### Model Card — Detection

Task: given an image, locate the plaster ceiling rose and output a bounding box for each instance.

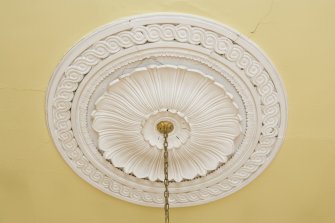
[46,13,287,207]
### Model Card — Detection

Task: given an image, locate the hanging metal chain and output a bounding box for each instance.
[163,132,169,223]
[156,121,174,223]
[156,120,173,223]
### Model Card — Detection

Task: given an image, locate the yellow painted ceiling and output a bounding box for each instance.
[1,0,335,223]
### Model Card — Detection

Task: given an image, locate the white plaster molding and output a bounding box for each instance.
[91,65,242,182]
[46,13,287,207]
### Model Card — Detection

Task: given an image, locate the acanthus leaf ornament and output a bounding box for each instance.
[91,65,242,182]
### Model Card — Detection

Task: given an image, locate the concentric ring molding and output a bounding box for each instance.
[46,13,288,207]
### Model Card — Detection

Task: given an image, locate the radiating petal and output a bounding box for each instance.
[92,65,242,182]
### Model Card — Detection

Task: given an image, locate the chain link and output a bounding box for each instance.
[163,132,169,223]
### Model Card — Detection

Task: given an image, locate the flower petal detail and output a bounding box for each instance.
[92,65,242,182]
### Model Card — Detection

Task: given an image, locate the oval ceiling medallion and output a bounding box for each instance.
[46,13,287,207]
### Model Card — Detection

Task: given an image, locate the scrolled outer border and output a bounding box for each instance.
[46,13,287,207]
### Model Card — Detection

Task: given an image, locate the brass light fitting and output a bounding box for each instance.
[157,121,174,134]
